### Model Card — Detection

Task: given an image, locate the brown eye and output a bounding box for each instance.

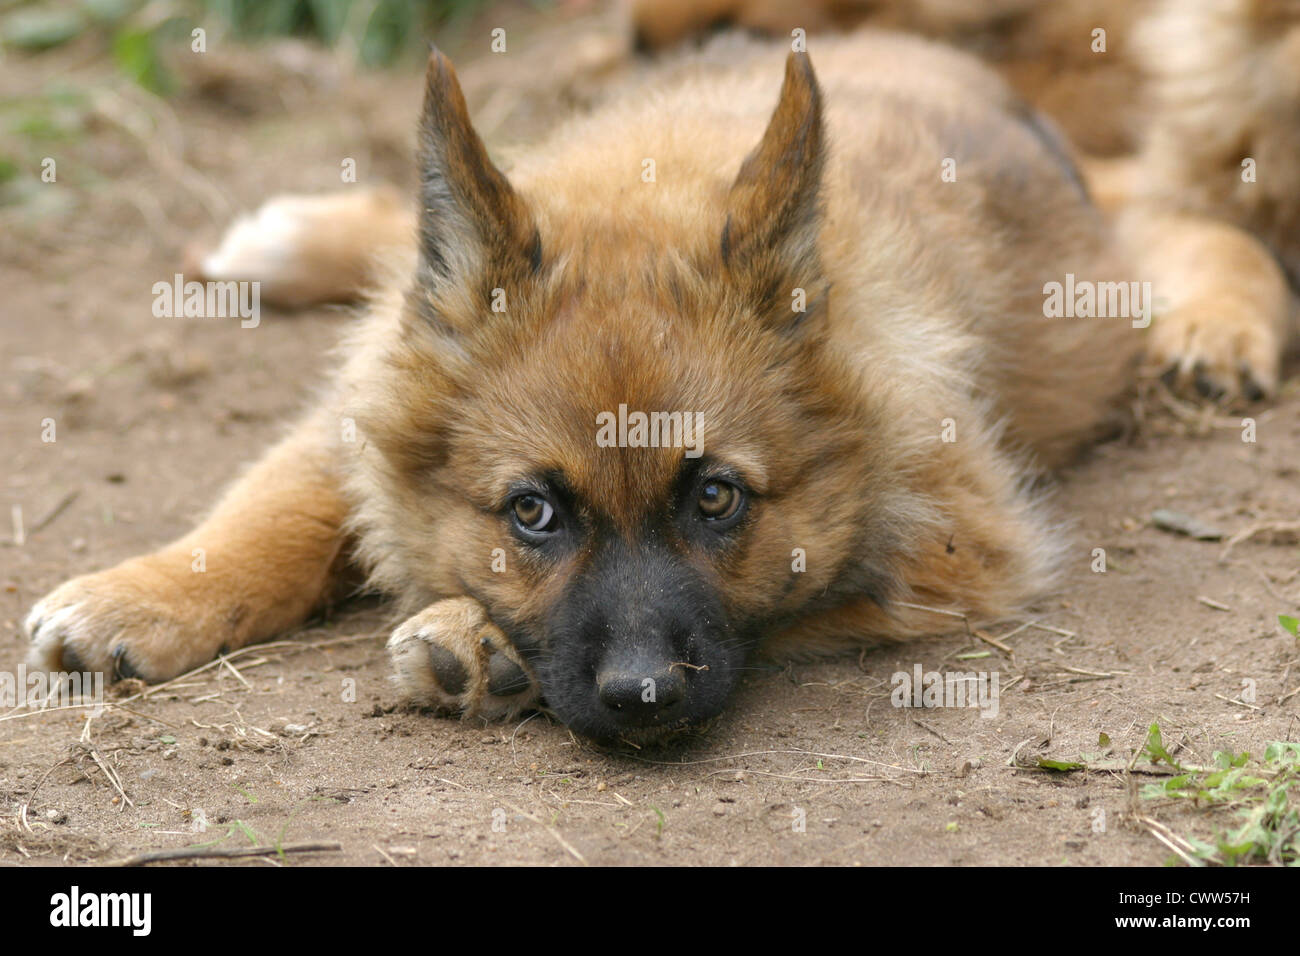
[512,494,556,533]
[698,480,742,521]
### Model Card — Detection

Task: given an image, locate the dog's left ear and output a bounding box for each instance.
[721,51,825,324]
[415,47,541,300]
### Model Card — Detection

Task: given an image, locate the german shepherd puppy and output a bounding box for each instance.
[24,31,1291,743]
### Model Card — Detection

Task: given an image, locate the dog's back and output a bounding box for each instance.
[504,32,1139,466]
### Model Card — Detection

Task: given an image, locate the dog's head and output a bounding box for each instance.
[355,48,906,743]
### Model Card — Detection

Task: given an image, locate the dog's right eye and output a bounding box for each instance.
[511,494,557,535]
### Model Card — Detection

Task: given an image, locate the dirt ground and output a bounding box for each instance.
[2,5,1298,867]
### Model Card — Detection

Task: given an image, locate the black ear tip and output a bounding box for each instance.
[785,49,818,85]
[425,43,453,76]
[422,44,464,104]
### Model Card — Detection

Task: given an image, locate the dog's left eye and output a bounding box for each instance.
[512,494,557,534]
[698,480,743,522]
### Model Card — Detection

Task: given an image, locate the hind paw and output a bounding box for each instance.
[1146,298,1282,403]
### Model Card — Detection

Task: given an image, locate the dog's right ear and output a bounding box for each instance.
[414,48,541,299]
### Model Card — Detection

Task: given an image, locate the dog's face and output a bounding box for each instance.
[439,311,819,742]
[357,50,904,742]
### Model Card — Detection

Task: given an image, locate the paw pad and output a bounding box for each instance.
[388,597,540,720]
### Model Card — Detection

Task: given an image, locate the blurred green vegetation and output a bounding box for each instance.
[0,80,90,208]
[1,0,500,91]
[1,0,505,207]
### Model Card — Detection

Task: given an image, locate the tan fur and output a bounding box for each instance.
[632,1,1300,399]
[1120,207,1292,396]
[633,0,1300,222]
[632,0,1149,155]
[26,407,349,677]
[1074,152,1294,397]
[190,186,415,308]
[388,597,538,718]
[337,35,1134,652]
[1134,0,1300,286]
[21,33,1287,731]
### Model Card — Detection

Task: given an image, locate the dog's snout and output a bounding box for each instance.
[596,665,685,714]
[541,537,740,740]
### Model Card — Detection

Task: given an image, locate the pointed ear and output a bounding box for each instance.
[721,51,826,325]
[416,47,541,293]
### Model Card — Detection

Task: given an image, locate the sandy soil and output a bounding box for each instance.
[2,6,1298,867]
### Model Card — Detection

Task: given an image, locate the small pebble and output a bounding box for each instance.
[1151,508,1222,541]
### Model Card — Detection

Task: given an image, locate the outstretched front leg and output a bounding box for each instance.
[388,597,540,721]
[25,411,350,682]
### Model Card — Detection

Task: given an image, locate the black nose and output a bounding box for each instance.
[596,667,685,714]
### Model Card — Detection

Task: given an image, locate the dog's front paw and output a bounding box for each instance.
[25,559,227,683]
[387,597,539,720]
[1146,297,1283,402]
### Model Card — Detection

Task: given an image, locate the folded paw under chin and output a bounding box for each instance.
[387,596,541,720]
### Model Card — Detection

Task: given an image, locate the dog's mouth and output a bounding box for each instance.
[600,716,720,751]
[542,693,728,745]
[532,637,745,743]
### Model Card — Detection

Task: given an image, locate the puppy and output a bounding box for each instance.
[25,32,1289,743]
